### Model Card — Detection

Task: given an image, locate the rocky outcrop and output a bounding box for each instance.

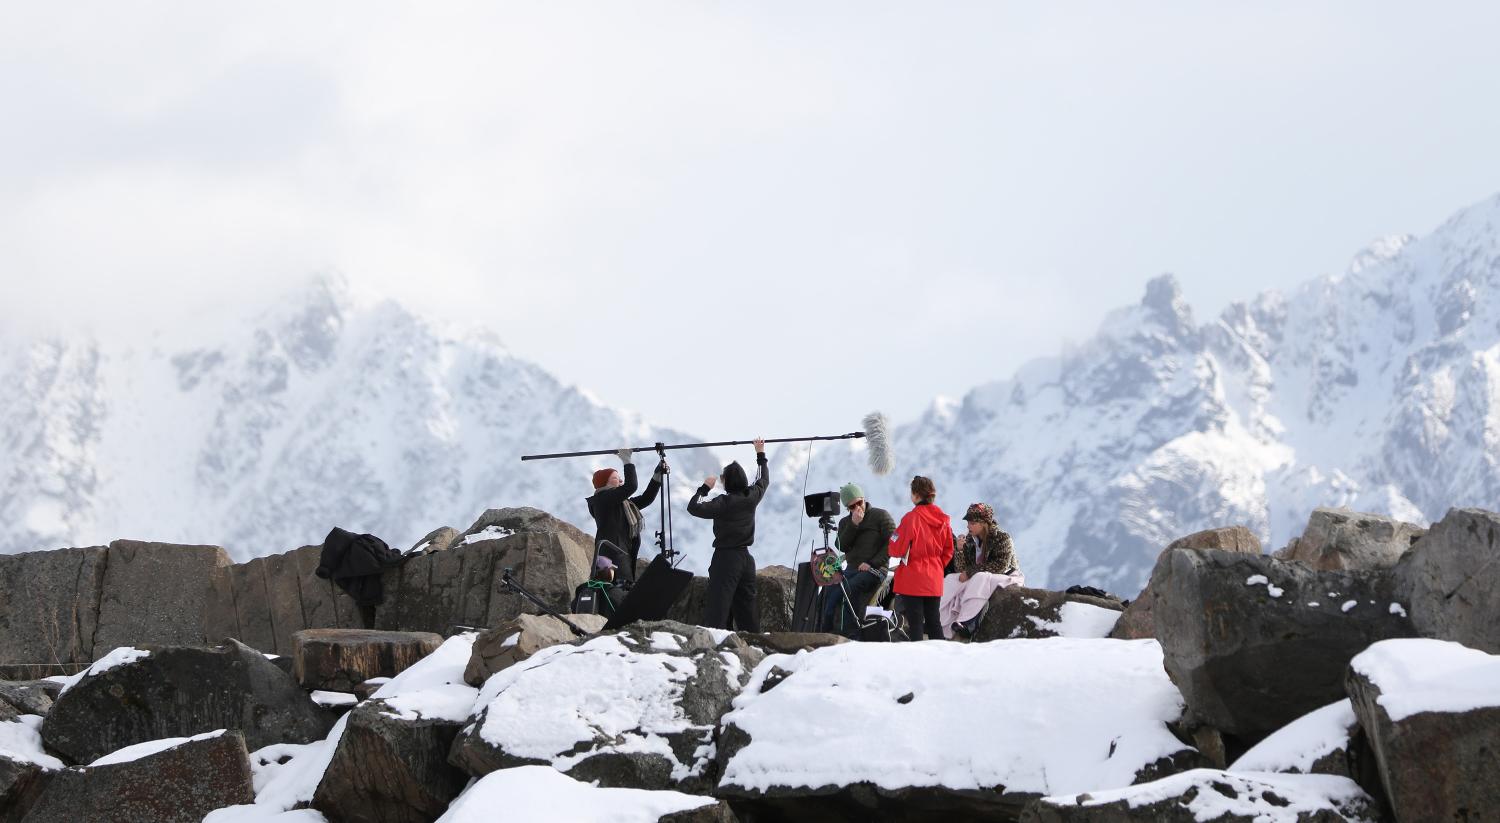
[410,526,460,554]
[0,754,52,823]
[293,628,443,692]
[0,681,53,717]
[0,546,108,678]
[1345,638,1500,822]
[92,540,233,654]
[1111,526,1262,640]
[463,613,609,687]
[1394,507,1500,654]
[204,543,366,657]
[665,567,816,631]
[23,730,255,823]
[1276,508,1424,571]
[1150,549,1414,742]
[42,639,333,764]
[376,507,594,635]
[972,587,1123,642]
[1021,769,1381,822]
[450,621,762,793]
[312,698,470,823]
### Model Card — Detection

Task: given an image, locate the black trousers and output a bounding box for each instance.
[703,547,759,632]
[898,594,943,641]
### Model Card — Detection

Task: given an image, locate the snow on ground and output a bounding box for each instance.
[1350,638,1500,721]
[1029,601,1122,638]
[1229,700,1357,774]
[201,715,348,823]
[470,633,711,780]
[371,633,478,722]
[89,729,225,767]
[52,646,151,693]
[0,715,64,769]
[309,691,357,709]
[719,638,1191,797]
[1040,769,1378,821]
[436,766,715,823]
[463,524,515,542]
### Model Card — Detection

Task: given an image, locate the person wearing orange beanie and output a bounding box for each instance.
[586,448,667,583]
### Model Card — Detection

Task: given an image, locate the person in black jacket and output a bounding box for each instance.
[585,448,668,583]
[818,482,897,638]
[687,438,769,631]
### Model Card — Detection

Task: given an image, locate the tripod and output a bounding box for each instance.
[652,443,681,568]
[499,567,590,638]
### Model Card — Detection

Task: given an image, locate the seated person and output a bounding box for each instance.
[818,483,896,638]
[573,555,623,616]
[939,503,1024,639]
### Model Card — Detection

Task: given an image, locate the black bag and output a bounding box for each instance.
[572,581,620,616]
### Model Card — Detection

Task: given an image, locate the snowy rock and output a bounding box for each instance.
[292,628,443,692]
[410,526,460,554]
[436,766,733,823]
[462,613,608,687]
[732,631,848,656]
[1276,507,1424,571]
[1150,550,1413,741]
[1346,638,1500,821]
[375,507,593,635]
[1,715,62,822]
[1394,507,1500,654]
[41,639,333,764]
[0,546,107,678]
[1024,769,1381,822]
[206,543,365,657]
[1228,700,1363,778]
[972,587,1123,642]
[717,638,1203,820]
[313,633,479,823]
[1111,526,1263,640]
[450,621,761,793]
[23,728,254,823]
[0,681,54,717]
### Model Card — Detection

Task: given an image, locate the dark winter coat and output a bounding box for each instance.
[836,505,896,570]
[954,527,1019,577]
[586,462,662,580]
[315,527,403,606]
[687,453,769,549]
[887,503,955,597]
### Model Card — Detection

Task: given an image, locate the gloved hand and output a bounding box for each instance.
[616,448,633,464]
[654,459,669,479]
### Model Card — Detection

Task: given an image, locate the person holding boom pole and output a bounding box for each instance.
[687,437,769,631]
[586,448,668,583]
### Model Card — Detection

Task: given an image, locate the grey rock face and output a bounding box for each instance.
[92,540,232,656]
[41,639,333,764]
[312,698,470,823]
[973,587,1123,642]
[1346,645,1500,822]
[410,526,460,554]
[0,753,52,823]
[1151,550,1414,740]
[1394,507,1500,653]
[1276,508,1424,571]
[293,628,443,692]
[755,565,798,632]
[0,546,108,674]
[463,613,608,687]
[377,507,593,634]
[450,620,762,794]
[1111,526,1262,641]
[22,730,254,823]
[205,543,366,657]
[0,681,53,717]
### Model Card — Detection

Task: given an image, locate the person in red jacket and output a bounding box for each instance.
[887,475,956,641]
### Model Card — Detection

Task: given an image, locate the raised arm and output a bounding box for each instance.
[746,438,769,504]
[686,474,724,519]
[630,460,666,509]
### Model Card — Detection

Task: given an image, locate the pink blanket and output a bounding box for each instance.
[939,570,1025,639]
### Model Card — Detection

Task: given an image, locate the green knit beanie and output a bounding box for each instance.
[839,482,864,507]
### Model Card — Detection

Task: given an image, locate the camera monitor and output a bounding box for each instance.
[803,491,841,518]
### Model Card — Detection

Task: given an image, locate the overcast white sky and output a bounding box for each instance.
[3,1,1500,438]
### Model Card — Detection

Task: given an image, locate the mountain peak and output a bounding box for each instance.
[1141,273,1194,335]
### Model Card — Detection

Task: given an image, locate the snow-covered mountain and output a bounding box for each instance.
[756,193,1500,593]
[5,193,1500,592]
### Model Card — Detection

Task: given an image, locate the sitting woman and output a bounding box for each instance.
[939,503,1024,639]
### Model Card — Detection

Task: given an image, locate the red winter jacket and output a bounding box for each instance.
[887,502,956,597]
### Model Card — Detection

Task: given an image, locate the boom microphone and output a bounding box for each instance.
[862,411,894,476]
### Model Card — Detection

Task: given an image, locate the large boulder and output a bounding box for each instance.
[23,730,255,823]
[1111,526,1262,641]
[376,507,593,634]
[755,565,797,632]
[0,681,54,717]
[463,613,609,687]
[1022,769,1381,822]
[1394,507,1500,653]
[0,546,108,677]
[205,543,366,657]
[1346,638,1500,822]
[1151,549,1414,742]
[450,620,763,794]
[0,715,63,823]
[972,587,1123,641]
[717,638,1204,821]
[92,539,233,655]
[1276,507,1424,571]
[42,639,333,764]
[312,633,479,823]
[293,628,444,692]
[437,765,734,823]
[410,526,461,554]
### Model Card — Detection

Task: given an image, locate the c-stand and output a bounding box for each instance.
[499,567,589,638]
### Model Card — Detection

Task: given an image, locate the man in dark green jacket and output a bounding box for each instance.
[819,482,896,638]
